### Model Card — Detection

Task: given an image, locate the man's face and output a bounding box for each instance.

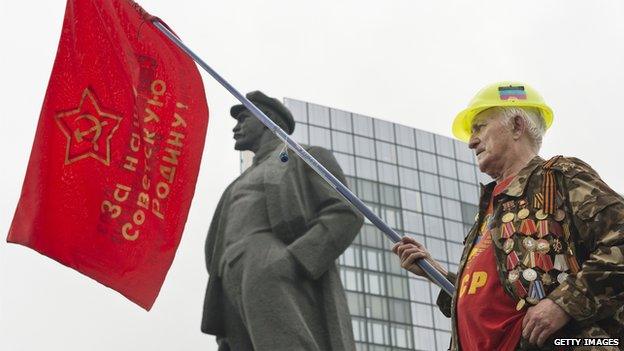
[232,110,266,152]
[468,108,513,178]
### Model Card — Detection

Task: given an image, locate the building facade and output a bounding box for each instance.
[241,98,488,350]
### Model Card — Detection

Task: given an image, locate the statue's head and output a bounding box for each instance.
[231,91,295,152]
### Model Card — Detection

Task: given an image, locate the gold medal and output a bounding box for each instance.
[554,209,566,221]
[526,296,539,305]
[517,208,530,220]
[503,238,515,254]
[535,209,548,220]
[502,212,515,223]
[516,299,526,311]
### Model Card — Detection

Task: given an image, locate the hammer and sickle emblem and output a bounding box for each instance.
[73,114,109,151]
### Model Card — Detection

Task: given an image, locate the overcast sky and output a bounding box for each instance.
[1,1,623,350]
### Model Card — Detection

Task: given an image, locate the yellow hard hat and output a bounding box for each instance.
[452,81,553,142]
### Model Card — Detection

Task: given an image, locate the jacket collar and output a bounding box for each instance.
[252,138,282,165]
[480,155,545,198]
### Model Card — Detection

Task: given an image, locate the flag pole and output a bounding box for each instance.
[152,19,455,297]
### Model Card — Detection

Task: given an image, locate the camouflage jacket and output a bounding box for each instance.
[436,156,624,350]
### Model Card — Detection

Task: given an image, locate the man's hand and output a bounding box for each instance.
[522,298,571,347]
[391,236,446,277]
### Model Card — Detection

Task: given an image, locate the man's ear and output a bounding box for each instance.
[511,115,526,140]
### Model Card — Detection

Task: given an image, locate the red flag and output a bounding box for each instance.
[7,0,208,310]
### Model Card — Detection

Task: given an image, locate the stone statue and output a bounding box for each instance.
[201,91,364,351]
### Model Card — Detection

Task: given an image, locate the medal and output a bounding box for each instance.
[549,220,563,237]
[527,280,546,304]
[551,238,564,254]
[537,220,549,238]
[557,272,569,284]
[522,237,537,251]
[536,253,554,271]
[516,299,526,311]
[533,193,544,210]
[567,254,581,273]
[506,251,520,270]
[503,238,515,254]
[535,209,548,220]
[502,212,516,223]
[502,201,516,212]
[542,273,552,285]
[562,223,571,240]
[519,218,537,236]
[536,239,550,253]
[508,269,520,283]
[501,222,516,239]
[553,254,568,271]
[513,279,528,297]
[522,268,538,281]
[523,252,536,268]
[517,208,530,220]
[554,209,566,221]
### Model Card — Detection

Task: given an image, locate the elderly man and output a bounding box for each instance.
[201,91,363,351]
[393,82,624,350]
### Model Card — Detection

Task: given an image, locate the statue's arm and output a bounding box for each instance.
[286,146,364,280]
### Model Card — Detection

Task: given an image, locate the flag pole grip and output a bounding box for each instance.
[152,19,455,297]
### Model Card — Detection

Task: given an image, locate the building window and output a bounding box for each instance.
[374,119,395,142]
[417,151,437,174]
[411,304,434,328]
[387,275,409,299]
[419,172,440,195]
[378,162,398,185]
[402,210,424,234]
[435,134,455,158]
[340,245,363,268]
[352,317,367,342]
[437,156,457,178]
[330,109,352,132]
[354,135,376,158]
[391,323,413,348]
[367,321,390,345]
[459,182,479,203]
[332,130,354,153]
[400,189,422,212]
[397,146,417,169]
[415,129,436,152]
[457,161,477,183]
[363,247,385,272]
[454,139,474,164]
[398,167,419,190]
[353,114,374,137]
[440,177,460,200]
[408,278,432,303]
[364,272,386,295]
[376,140,397,164]
[395,125,415,147]
[426,237,448,262]
[341,268,364,292]
[444,219,465,243]
[379,184,400,207]
[422,193,442,216]
[308,103,330,127]
[441,198,462,221]
[334,152,356,177]
[309,125,331,149]
[356,157,378,181]
[460,202,479,224]
[424,215,444,239]
[436,330,452,350]
[365,295,389,320]
[384,251,407,276]
[360,224,384,248]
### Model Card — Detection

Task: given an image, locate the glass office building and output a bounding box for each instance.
[241,98,488,350]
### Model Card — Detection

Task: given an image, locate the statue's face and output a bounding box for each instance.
[232,110,266,152]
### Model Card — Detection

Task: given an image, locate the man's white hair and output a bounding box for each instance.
[492,106,546,152]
